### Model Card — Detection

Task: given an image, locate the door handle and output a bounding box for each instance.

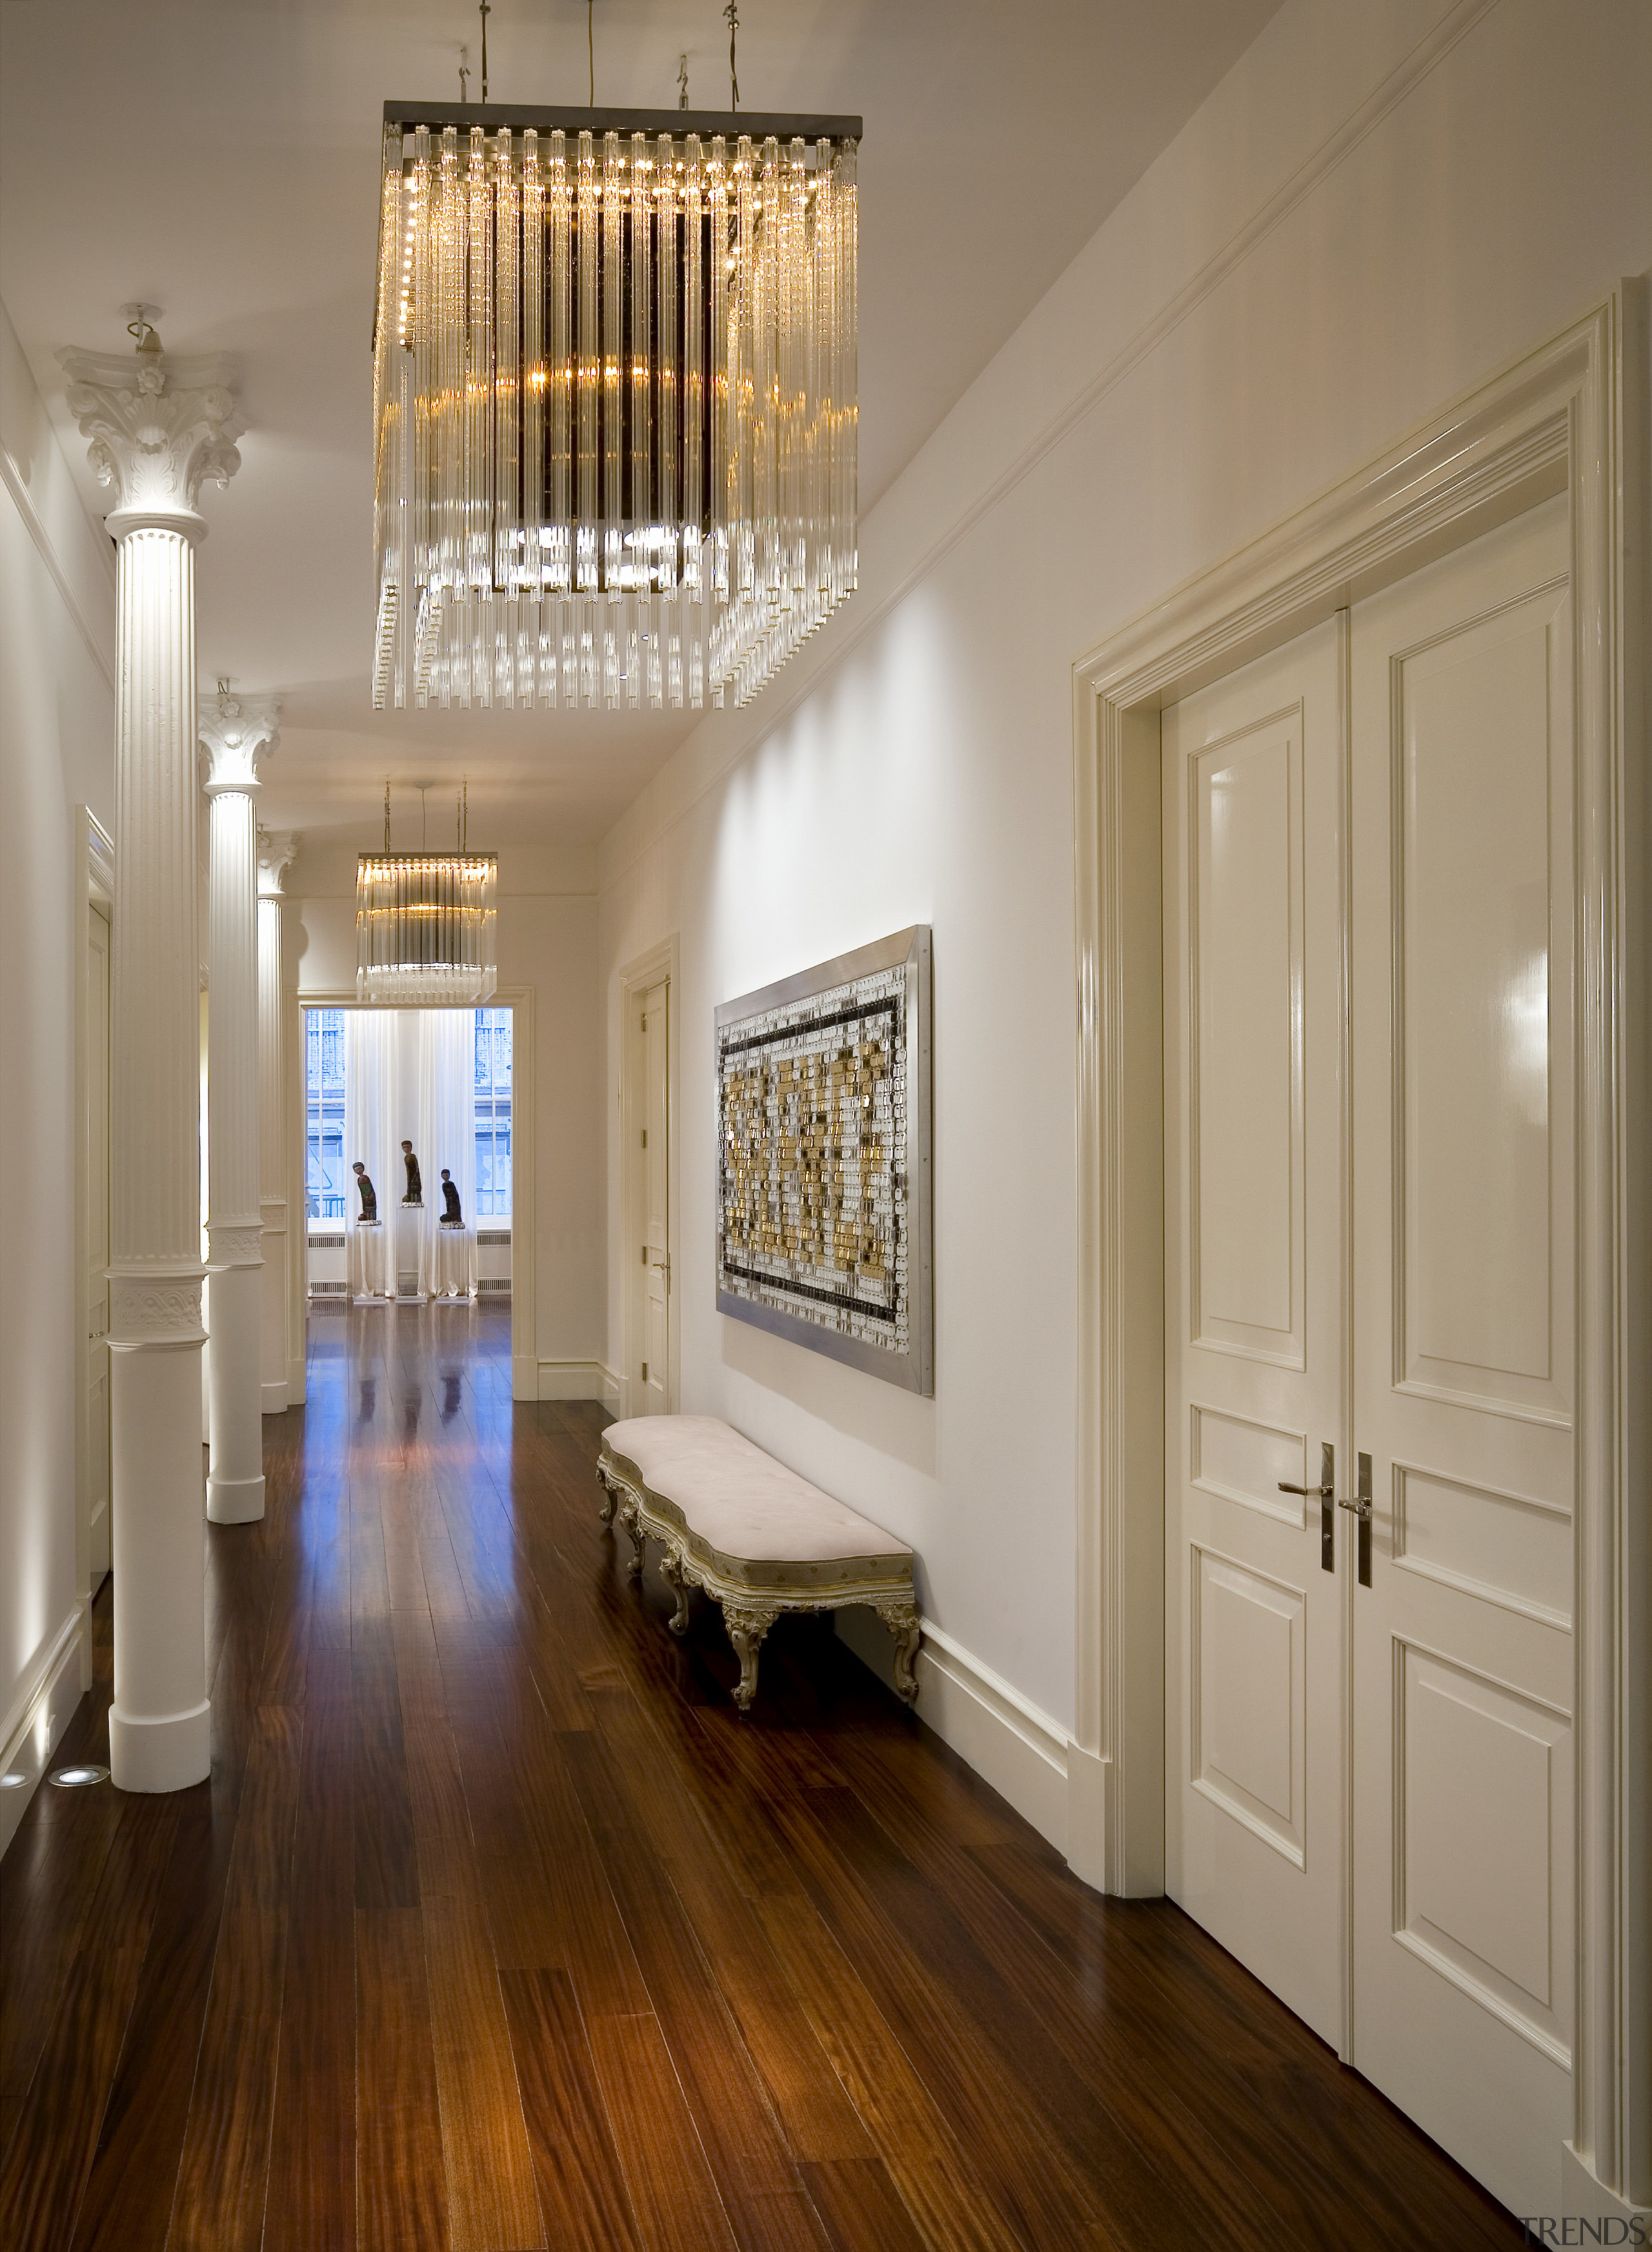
[1336,1452,1373,1587]
[1278,1443,1335,1573]
[650,1258,670,1281]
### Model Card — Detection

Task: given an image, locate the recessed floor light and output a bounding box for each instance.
[0,1770,27,1789]
[49,1764,109,1788]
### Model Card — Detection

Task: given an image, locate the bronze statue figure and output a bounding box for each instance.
[352,1162,377,1222]
[401,1141,422,1204]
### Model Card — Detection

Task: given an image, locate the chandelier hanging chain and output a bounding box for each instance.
[678,52,688,108]
[384,781,392,852]
[479,0,490,102]
[723,1,739,110]
[588,0,594,105]
[458,44,470,101]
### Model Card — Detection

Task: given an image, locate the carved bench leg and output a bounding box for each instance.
[659,1545,691,1636]
[596,1465,616,1525]
[722,1603,779,1713]
[617,1497,644,1582]
[875,1599,922,1706]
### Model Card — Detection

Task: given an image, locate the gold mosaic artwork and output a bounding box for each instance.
[717,962,909,1354]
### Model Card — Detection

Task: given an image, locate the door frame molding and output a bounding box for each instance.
[294,987,538,1400]
[618,935,681,1420]
[1069,293,1647,2208]
[72,806,115,1689]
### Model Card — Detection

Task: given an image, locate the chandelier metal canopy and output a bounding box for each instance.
[371,102,861,716]
[356,788,498,1003]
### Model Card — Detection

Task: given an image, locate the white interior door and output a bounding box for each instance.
[1162,616,1347,2047]
[1161,496,1576,2217]
[635,977,670,1414]
[1349,495,1573,2219]
[87,900,110,1587]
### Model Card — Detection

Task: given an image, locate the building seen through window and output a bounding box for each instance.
[475,1006,512,1217]
[305,1008,347,1218]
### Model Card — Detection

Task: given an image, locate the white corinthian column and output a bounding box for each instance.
[60,325,243,1792]
[256,828,297,1414]
[199,693,279,1521]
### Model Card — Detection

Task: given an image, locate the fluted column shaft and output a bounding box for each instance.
[202,698,276,1521]
[257,831,296,1414]
[106,522,212,1790]
[61,330,243,1794]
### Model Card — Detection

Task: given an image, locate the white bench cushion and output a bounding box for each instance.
[601,1414,910,1566]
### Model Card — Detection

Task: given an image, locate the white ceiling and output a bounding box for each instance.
[0,0,1277,850]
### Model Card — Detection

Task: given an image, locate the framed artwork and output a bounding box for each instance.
[715,926,933,1395]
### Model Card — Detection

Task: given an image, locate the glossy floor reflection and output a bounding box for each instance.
[0,1303,1522,2250]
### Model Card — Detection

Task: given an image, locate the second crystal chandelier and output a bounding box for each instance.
[371,95,860,715]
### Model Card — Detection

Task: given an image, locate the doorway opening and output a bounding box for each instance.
[295,991,535,1394]
[619,938,680,1420]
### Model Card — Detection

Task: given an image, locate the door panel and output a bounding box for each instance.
[1163,617,1345,2048]
[1189,714,1305,1366]
[87,902,110,1586]
[1350,495,1573,2219]
[1392,578,1573,1426]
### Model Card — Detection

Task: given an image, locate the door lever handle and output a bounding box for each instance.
[1278,1443,1336,1574]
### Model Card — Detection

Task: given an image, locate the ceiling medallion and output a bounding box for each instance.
[357,785,498,1004]
[370,97,860,715]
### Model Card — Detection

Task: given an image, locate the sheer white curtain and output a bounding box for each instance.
[345,1009,398,1293]
[418,1009,476,1229]
[415,1009,476,1292]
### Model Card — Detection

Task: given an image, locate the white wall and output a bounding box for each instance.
[0,295,116,1841]
[290,839,606,1381]
[597,0,1652,1799]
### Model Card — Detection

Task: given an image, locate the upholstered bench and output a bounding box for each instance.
[596,1415,920,1713]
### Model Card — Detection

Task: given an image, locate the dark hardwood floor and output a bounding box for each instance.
[0,1303,1523,2251]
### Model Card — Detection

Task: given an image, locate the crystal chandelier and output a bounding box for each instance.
[370,101,859,715]
[356,787,498,1003]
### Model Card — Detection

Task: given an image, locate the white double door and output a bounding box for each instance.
[1163,495,1574,2219]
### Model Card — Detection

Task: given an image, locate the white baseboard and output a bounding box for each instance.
[512,1355,538,1403]
[600,1364,622,1414]
[1561,2143,1652,2226]
[835,1608,1070,1856]
[537,1358,615,1403]
[0,1606,87,1861]
[287,1356,306,1406]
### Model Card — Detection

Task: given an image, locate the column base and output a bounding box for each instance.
[261,1379,288,1414]
[206,1471,267,1524]
[109,1698,210,1793]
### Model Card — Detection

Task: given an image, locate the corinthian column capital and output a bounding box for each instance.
[200,690,280,796]
[57,325,243,544]
[256,827,299,897]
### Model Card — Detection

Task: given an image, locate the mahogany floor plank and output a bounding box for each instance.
[499,1967,645,2252]
[165,1703,303,2252]
[263,1645,356,2252]
[355,1905,448,2252]
[0,1304,1526,2252]
[0,1794,177,2252]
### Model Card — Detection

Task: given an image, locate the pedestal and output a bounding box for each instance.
[396,1203,425,1300]
[428,1224,478,1299]
[349,1221,393,1302]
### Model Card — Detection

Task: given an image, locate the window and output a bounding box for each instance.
[475,1006,512,1218]
[306,1008,347,1220]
